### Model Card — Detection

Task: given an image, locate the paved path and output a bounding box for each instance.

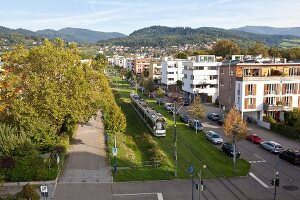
[58,111,112,184]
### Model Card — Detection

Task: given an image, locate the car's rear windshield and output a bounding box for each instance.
[212,135,220,138]
[275,145,282,148]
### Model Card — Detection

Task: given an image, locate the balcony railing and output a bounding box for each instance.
[263,103,283,111]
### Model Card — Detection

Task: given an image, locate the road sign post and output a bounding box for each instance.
[40,185,48,200]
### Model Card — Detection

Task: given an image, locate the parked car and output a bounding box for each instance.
[246,134,263,144]
[221,142,241,158]
[206,131,223,144]
[279,149,300,165]
[217,119,224,126]
[207,113,221,121]
[188,120,203,131]
[164,103,173,111]
[260,141,284,153]
[156,98,164,105]
[183,100,190,106]
[180,114,190,124]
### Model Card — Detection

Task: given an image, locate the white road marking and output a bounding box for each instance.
[157,193,164,200]
[248,160,267,163]
[113,192,164,199]
[249,172,272,189]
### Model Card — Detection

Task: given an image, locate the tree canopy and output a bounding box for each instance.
[212,39,241,58]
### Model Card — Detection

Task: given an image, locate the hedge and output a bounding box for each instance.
[270,123,300,140]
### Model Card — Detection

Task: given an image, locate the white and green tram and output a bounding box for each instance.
[130,93,166,137]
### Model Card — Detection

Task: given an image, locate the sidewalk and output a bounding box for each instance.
[59,111,112,183]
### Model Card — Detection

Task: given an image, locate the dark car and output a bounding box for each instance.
[183,100,190,106]
[188,120,203,131]
[207,113,221,121]
[217,119,224,126]
[279,149,300,165]
[156,98,164,105]
[221,142,241,158]
[180,114,190,124]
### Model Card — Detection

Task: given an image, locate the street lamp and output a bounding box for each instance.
[198,164,207,200]
[188,163,194,200]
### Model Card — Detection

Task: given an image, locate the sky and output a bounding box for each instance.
[1,0,300,35]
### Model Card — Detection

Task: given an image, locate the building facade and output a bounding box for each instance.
[161,60,184,87]
[134,59,151,75]
[219,62,300,123]
[182,55,220,103]
[149,61,162,83]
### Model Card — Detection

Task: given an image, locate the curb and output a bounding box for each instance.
[2,177,58,187]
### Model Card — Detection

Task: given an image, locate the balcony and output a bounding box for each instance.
[263,103,283,111]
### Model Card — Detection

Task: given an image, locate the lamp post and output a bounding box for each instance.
[188,163,194,200]
[198,164,206,200]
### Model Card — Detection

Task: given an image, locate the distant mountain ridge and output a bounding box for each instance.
[100,25,300,48]
[36,27,126,43]
[232,26,300,37]
[0,26,126,44]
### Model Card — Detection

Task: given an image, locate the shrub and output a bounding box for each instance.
[0,157,15,169]
[17,184,40,200]
[270,123,300,140]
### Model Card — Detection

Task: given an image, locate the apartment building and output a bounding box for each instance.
[219,62,300,124]
[182,55,220,103]
[149,61,162,83]
[134,59,151,75]
[161,59,184,88]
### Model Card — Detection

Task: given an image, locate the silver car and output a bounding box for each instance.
[260,141,284,153]
[206,131,223,144]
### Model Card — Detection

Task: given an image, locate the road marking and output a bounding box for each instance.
[248,160,267,163]
[249,172,272,188]
[113,192,164,200]
[157,193,164,200]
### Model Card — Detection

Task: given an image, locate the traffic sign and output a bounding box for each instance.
[40,185,48,193]
[112,147,118,156]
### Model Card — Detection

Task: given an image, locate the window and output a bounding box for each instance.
[184,74,187,78]
[209,75,218,80]
[247,84,254,95]
[190,84,194,89]
[243,69,251,77]
[265,97,277,105]
[168,72,174,74]
[191,75,194,80]
[283,96,292,107]
[220,69,224,74]
[237,83,241,95]
[289,68,299,76]
[168,78,174,81]
[210,84,218,88]
[209,66,217,70]
[220,81,224,86]
[195,66,204,70]
[284,83,295,94]
[265,84,278,95]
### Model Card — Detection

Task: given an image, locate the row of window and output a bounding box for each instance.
[184,66,217,70]
[183,74,218,80]
[189,84,218,89]
[243,96,293,109]
[240,83,300,96]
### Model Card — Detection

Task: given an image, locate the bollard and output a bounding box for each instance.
[69,176,72,182]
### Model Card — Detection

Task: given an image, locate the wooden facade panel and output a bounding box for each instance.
[264,84,267,95]
[283,67,289,75]
[245,85,248,96]
[236,67,242,77]
[261,68,269,76]
[254,84,256,96]
[282,84,286,95]
[244,98,248,109]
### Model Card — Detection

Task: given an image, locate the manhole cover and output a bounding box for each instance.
[282,185,298,191]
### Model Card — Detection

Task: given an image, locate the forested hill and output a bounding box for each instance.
[99,26,300,48]
[232,26,300,37]
[0,26,126,46]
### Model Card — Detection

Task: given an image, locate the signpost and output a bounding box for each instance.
[40,185,48,200]
[113,135,117,175]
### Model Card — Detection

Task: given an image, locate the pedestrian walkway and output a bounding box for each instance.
[59,111,112,183]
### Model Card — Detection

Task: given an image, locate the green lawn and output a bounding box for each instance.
[110,78,250,181]
[280,39,300,48]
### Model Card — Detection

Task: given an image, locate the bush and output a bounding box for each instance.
[270,123,300,140]
[6,156,59,182]
[0,157,15,169]
[17,184,40,200]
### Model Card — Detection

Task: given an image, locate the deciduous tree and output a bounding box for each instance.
[188,96,206,119]
[212,40,241,58]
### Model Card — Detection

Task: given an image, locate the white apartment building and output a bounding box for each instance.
[161,59,184,87]
[182,55,221,103]
[125,58,134,71]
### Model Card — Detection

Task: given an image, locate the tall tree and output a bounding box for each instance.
[268,47,283,58]
[212,40,240,58]
[223,108,247,171]
[248,42,269,57]
[188,96,206,119]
